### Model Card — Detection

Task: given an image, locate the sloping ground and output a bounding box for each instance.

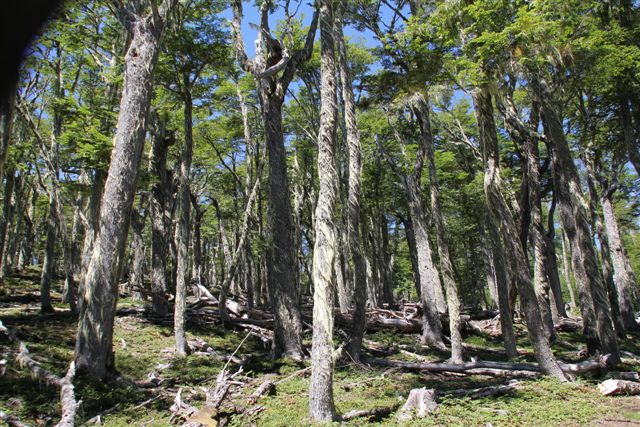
[1,273,639,426]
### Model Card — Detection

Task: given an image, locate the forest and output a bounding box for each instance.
[1,0,640,425]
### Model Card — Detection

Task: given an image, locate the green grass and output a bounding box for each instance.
[1,274,639,426]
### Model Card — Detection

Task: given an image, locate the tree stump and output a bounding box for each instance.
[397,388,438,421]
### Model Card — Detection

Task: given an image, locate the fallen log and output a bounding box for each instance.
[441,380,521,399]
[598,379,640,396]
[0,320,77,427]
[610,372,640,381]
[0,410,30,427]
[247,380,276,405]
[341,403,401,421]
[363,354,612,377]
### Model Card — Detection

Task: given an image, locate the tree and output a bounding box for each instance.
[309,0,339,421]
[75,0,178,379]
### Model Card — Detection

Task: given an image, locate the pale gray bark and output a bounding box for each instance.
[0,170,15,282]
[473,83,566,380]
[231,0,318,359]
[561,230,577,312]
[485,213,518,359]
[535,78,619,362]
[76,0,177,379]
[498,94,556,340]
[130,199,146,301]
[149,114,172,316]
[310,0,338,419]
[411,93,463,363]
[337,2,367,356]
[602,193,640,331]
[175,73,194,357]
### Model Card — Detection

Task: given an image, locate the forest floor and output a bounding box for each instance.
[1,271,640,426]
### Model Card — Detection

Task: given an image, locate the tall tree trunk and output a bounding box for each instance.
[535,78,620,362]
[404,174,446,350]
[473,84,567,380]
[602,193,640,331]
[0,169,15,280]
[130,199,146,301]
[149,114,172,316]
[340,15,367,351]
[175,75,194,356]
[231,0,317,361]
[75,1,176,379]
[561,230,578,313]
[486,214,519,359]
[411,93,463,363]
[0,83,15,182]
[263,98,304,359]
[310,0,339,419]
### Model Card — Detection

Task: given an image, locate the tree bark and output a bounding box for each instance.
[473,83,567,381]
[175,74,194,357]
[75,0,176,379]
[535,78,620,362]
[335,3,367,359]
[310,0,339,420]
[148,113,172,316]
[231,0,317,360]
[411,93,463,363]
[602,193,640,331]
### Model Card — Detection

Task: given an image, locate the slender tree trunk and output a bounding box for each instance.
[401,214,423,299]
[149,114,172,316]
[473,84,567,380]
[485,213,519,359]
[536,78,619,362]
[0,169,15,280]
[411,93,463,363]
[561,229,577,313]
[602,193,640,331]
[175,76,194,356]
[310,0,339,419]
[340,16,368,351]
[75,2,175,379]
[130,200,146,301]
[0,83,15,182]
[404,174,446,350]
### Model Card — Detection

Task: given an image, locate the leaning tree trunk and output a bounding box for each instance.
[535,78,620,362]
[404,174,446,350]
[310,0,339,420]
[473,84,567,381]
[411,93,463,363]
[486,213,519,359]
[602,193,640,331]
[75,1,176,379]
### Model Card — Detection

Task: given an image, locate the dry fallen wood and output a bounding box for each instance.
[247,380,276,405]
[341,403,401,421]
[441,380,521,399]
[0,409,31,427]
[363,354,612,377]
[0,320,77,427]
[598,379,640,396]
[610,372,640,382]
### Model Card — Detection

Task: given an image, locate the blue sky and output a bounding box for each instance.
[218,1,385,60]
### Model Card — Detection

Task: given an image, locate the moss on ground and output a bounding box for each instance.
[1,275,639,426]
